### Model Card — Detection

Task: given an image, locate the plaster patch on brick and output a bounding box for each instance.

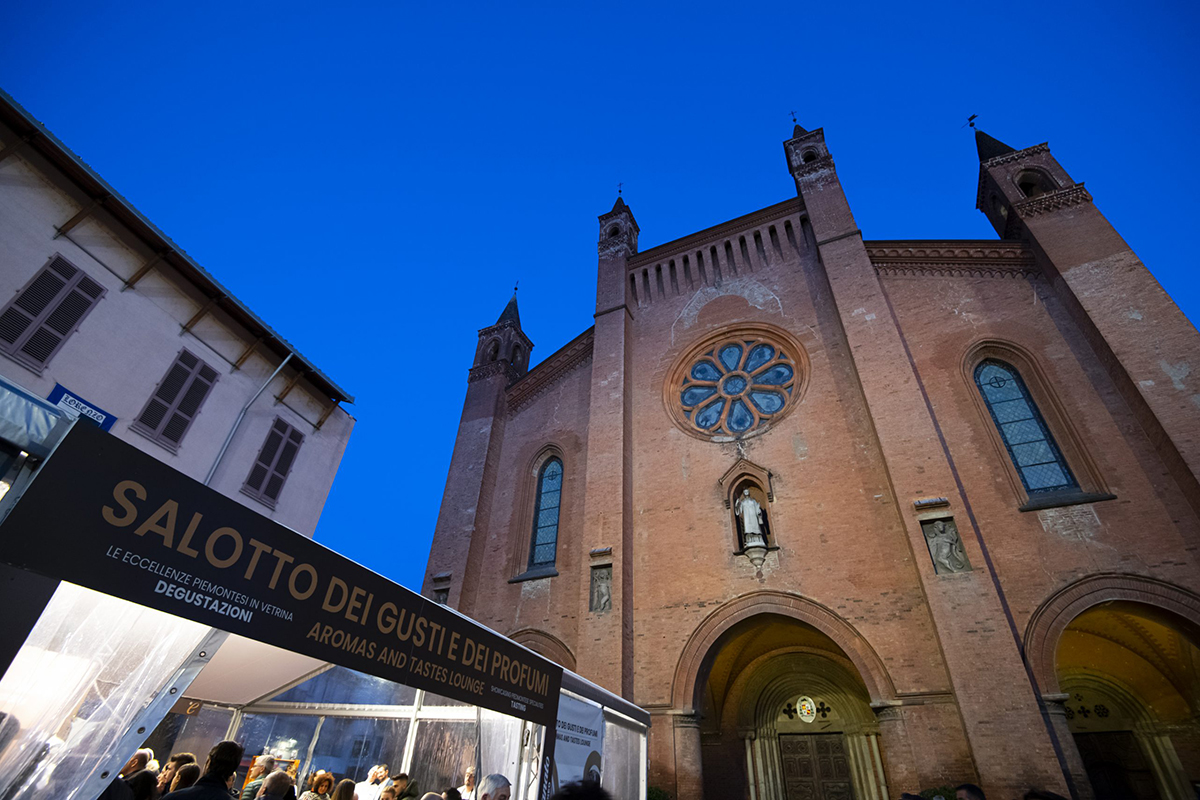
[1126,309,1144,321]
[793,432,808,460]
[1037,505,1101,541]
[1139,380,1155,388]
[671,277,783,343]
[1160,359,1190,391]
[1192,394,1200,410]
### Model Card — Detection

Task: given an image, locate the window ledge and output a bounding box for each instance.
[127,422,179,455]
[732,545,781,556]
[509,565,559,584]
[1019,491,1116,512]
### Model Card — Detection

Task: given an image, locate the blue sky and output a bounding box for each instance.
[3,0,1197,591]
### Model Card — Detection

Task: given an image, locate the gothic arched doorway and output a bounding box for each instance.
[1055,603,1200,800]
[693,613,888,800]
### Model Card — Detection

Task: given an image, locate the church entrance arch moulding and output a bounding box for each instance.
[1024,573,1200,696]
[672,590,897,714]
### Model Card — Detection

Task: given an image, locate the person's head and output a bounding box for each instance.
[263,770,294,797]
[122,748,153,775]
[202,740,245,784]
[443,789,462,800]
[160,753,196,786]
[548,783,612,800]
[381,788,397,800]
[420,794,442,800]
[312,773,334,795]
[463,767,476,789]
[378,764,390,780]
[170,764,201,792]
[332,779,357,800]
[956,784,986,800]
[478,774,510,800]
[392,773,409,792]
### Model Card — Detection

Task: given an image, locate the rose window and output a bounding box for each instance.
[673,332,802,439]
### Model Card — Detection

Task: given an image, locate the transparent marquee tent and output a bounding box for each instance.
[0,377,648,800]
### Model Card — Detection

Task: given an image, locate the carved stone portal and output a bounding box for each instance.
[921,518,970,574]
[590,565,612,612]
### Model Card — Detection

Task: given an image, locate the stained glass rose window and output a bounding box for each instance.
[669,330,805,440]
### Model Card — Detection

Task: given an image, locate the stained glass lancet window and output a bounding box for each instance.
[974,360,1077,493]
[529,458,563,568]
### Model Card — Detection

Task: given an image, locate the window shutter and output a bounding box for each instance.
[134,350,218,450]
[0,256,105,371]
[243,418,304,508]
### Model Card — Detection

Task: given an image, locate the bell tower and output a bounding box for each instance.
[424,294,532,609]
[472,293,533,381]
[975,129,1200,512]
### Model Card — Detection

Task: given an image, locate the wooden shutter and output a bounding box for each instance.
[243,417,304,508]
[0,255,105,371]
[133,350,219,450]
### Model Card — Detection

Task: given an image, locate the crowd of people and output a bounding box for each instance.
[96,743,609,800]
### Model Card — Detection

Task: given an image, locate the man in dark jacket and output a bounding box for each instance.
[162,740,244,800]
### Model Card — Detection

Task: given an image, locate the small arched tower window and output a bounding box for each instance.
[608,224,621,239]
[511,344,524,368]
[974,360,1077,494]
[529,458,563,568]
[1016,170,1056,199]
[485,339,500,362]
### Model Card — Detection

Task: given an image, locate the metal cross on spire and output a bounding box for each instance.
[617,182,623,196]
[513,281,519,295]
[790,110,797,124]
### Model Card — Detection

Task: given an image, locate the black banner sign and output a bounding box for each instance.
[0,422,563,728]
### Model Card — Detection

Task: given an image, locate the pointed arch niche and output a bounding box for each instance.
[719,459,778,554]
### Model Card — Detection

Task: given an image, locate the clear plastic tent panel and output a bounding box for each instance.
[601,716,645,799]
[0,583,210,800]
[410,719,476,791]
[271,665,417,706]
[306,716,410,785]
[237,712,320,764]
[144,704,235,768]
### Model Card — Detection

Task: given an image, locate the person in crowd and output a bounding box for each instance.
[123,748,160,800]
[390,772,419,800]
[158,753,197,794]
[242,756,279,800]
[476,775,509,800]
[442,789,461,800]
[331,779,357,800]
[549,783,612,800]
[956,784,986,800]
[456,767,476,800]
[299,772,335,800]
[355,765,389,800]
[168,763,202,793]
[380,788,397,800]
[163,740,245,800]
[260,770,295,799]
[99,776,135,800]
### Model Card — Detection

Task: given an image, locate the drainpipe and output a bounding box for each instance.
[205,353,292,486]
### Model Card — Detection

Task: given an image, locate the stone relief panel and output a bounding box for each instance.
[920,518,971,575]
[590,565,612,613]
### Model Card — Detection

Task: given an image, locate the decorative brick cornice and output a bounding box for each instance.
[866,240,1040,280]
[598,238,634,258]
[982,142,1050,169]
[1011,184,1092,218]
[507,327,595,411]
[468,361,520,384]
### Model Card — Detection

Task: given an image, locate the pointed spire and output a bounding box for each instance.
[496,293,521,327]
[792,123,808,137]
[975,129,1017,161]
[611,196,627,212]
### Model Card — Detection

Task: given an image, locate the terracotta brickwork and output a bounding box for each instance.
[425,128,1200,799]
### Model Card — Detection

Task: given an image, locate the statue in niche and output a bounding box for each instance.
[922,518,970,574]
[590,566,612,612]
[735,489,768,549]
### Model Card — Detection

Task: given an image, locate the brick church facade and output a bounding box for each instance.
[424,126,1200,799]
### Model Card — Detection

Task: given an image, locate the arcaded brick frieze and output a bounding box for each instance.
[866,240,1041,279]
[506,327,594,412]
